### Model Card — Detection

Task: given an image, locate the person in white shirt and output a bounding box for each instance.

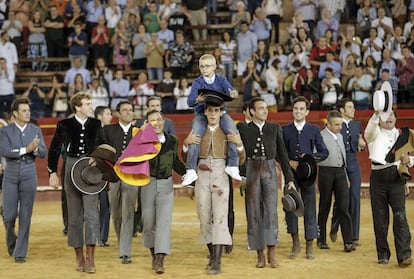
[0,57,15,118]
[0,32,18,71]
[371,6,393,40]
[87,77,109,109]
[109,69,130,108]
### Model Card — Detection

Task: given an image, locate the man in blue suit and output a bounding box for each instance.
[329,99,366,246]
[282,96,328,260]
[0,97,47,263]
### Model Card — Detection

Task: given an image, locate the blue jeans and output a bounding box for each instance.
[148,68,163,81]
[186,113,239,170]
[223,63,234,86]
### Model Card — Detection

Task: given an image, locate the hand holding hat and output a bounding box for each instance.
[373,81,393,121]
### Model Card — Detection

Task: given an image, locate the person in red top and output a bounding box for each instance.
[396,45,414,104]
[91,15,110,64]
[309,36,332,75]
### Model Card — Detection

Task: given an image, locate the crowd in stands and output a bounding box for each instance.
[0,0,414,119]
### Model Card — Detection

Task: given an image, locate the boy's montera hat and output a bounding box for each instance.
[198,88,233,107]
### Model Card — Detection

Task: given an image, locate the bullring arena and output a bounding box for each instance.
[0,110,413,279]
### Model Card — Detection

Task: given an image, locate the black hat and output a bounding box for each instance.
[71,157,108,195]
[295,154,317,187]
[198,88,233,107]
[282,186,304,217]
[90,144,119,183]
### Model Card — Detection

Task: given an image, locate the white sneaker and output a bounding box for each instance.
[225,166,242,181]
[181,169,198,186]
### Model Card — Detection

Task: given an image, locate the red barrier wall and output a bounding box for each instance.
[34,110,414,187]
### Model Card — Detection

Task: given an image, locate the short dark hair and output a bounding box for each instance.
[94,106,110,118]
[292,96,310,110]
[337,98,354,110]
[327,110,342,122]
[11,97,31,113]
[242,101,250,113]
[116,100,134,112]
[146,96,162,107]
[146,109,164,120]
[249,97,265,112]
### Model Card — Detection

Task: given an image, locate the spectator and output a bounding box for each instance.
[249,7,271,45]
[65,0,87,32]
[231,1,251,38]
[296,26,313,55]
[166,2,191,35]
[158,0,176,21]
[266,58,286,107]
[254,40,270,78]
[128,71,154,114]
[341,53,357,97]
[321,67,341,110]
[361,27,383,64]
[111,20,132,71]
[262,0,282,44]
[396,45,414,103]
[403,10,414,39]
[183,0,207,41]
[218,31,237,85]
[0,57,15,118]
[316,8,339,42]
[91,57,113,93]
[68,73,88,98]
[324,29,338,53]
[123,0,141,26]
[31,0,49,21]
[365,54,378,81]
[145,32,165,81]
[1,11,23,56]
[144,1,161,34]
[105,0,122,34]
[22,79,46,118]
[125,12,139,35]
[293,0,319,35]
[378,48,398,87]
[86,0,104,37]
[109,69,130,108]
[338,25,362,64]
[385,26,405,61]
[287,12,310,47]
[0,32,18,72]
[87,77,109,109]
[68,20,88,68]
[371,6,393,40]
[356,0,377,40]
[27,11,48,72]
[157,19,174,51]
[64,56,91,86]
[241,59,261,102]
[347,64,373,110]
[236,21,258,76]
[288,43,310,72]
[91,15,111,65]
[164,30,194,79]
[44,5,65,70]
[252,79,277,111]
[309,36,332,74]
[298,68,322,110]
[227,0,247,14]
[155,68,175,114]
[47,73,68,118]
[132,23,150,70]
[173,77,191,112]
[319,0,345,23]
[318,51,341,80]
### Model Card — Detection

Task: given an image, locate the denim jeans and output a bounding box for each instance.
[147,68,163,81]
[186,113,239,170]
[223,63,234,86]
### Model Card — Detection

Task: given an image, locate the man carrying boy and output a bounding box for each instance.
[182,54,241,185]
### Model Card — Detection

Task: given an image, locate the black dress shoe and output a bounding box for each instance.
[399,257,412,267]
[378,258,389,264]
[121,255,131,264]
[317,241,330,249]
[224,245,233,254]
[329,231,337,243]
[62,228,68,236]
[15,257,26,263]
[344,243,355,252]
[8,241,16,256]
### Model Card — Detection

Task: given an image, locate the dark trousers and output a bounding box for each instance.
[318,166,352,244]
[267,14,281,44]
[245,159,278,250]
[285,180,318,240]
[99,190,110,243]
[331,153,362,240]
[370,166,412,263]
[61,159,68,232]
[228,179,234,238]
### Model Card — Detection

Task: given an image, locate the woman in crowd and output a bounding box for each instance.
[91,57,113,93]
[47,74,68,118]
[69,73,88,98]
[112,20,132,71]
[218,31,237,85]
[241,59,261,102]
[254,40,270,79]
[173,77,191,113]
[27,11,48,71]
[132,23,150,70]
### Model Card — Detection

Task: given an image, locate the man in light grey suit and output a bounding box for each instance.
[317,110,354,252]
[0,97,47,263]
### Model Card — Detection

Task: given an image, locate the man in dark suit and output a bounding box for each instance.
[237,97,295,268]
[0,97,47,263]
[97,101,137,265]
[318,110,354,252]
[48,92,102,273]
[330,99,366,246]
[282,96,328,260]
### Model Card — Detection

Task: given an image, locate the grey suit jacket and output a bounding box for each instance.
[319,127,346,168]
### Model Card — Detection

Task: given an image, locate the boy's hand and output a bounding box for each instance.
[229,89,239,99]
[196,94,206,103]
